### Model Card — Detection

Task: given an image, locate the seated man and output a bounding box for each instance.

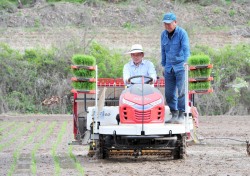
[123,44,157,85]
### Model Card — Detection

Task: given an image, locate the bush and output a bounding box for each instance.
[89,42,126,78]
[0,0,16,12]
[0,44,71,114]
[0,42,126,114]
[192,43,250,115]
[0,42,249,115]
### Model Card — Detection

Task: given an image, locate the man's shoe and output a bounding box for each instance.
[165,110,179,123]
[175,111,185,124]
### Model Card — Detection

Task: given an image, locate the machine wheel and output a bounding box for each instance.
[173,135,187,159]
[98,135,109,159]
[76,116,86,140]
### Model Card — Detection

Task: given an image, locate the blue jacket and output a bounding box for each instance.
[161,26,190,73]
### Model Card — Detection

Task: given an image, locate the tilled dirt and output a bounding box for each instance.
[0,114,249,176]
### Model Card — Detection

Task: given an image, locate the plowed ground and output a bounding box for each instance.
[0,115,249,176]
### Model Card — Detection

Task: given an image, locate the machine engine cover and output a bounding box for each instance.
[119,84,165,124]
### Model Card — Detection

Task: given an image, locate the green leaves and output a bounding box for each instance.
[89,42,125,78]
[191,43,250,115]
[1,41,249,115]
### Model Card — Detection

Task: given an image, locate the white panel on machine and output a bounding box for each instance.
[87,106,119,130]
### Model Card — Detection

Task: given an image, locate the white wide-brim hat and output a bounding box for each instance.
[126,44,144,54]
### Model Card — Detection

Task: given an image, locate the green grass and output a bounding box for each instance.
[122,22,136,30]
[0,0,15,11]
[72,54,96,66]
[247,21,250,26]
[229,10,236,17]
[213,7,221,14]
[47,0,85,3]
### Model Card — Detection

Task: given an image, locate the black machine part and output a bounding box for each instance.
[128,75,153,84]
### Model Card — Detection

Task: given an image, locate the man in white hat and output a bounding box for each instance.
[123,44,157,85]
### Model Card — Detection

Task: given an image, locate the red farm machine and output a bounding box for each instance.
[70,64,213,159]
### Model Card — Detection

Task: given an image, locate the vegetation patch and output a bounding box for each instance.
[7,122,47,176]
[31,122,56,175]
[0,122,34,152]
[72,54,96,66]
[51,122,67,176]
[188,54,210,66]
[68,145,85,175]
[189,68,212,78]
[0,42,249,115]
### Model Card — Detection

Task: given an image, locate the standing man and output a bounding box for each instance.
[161,13,190,123]
[123,44,157,85]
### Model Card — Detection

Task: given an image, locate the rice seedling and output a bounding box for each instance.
[72,82,96,90]
[0,122,34,152]
[72,69,95,78]
[0,122,21,142]
[0,121,13,128]
[0,122,15,132]
[31,122,56,175]
[51,122,67,176]
[200,68,211,77]
[189,82,211,90]
[68,145,85,175]
[7,122,46,176]
[188,54,210,66]
[189,68,212,78]
[72,55,96,66]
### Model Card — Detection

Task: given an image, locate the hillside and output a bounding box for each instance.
[0,0,250,115]
[0,0,250,56]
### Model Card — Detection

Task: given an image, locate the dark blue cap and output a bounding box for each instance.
[162,13,176,23]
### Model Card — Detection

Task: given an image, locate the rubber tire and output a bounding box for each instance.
[78,117,86,139]
[98,135,109,159]
[173,135,186,159]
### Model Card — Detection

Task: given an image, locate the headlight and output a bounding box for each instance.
[150,99,162,107]
[122,98,162,110]
[122,98,135,106]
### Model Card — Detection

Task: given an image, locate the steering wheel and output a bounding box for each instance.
[128,75,153,84]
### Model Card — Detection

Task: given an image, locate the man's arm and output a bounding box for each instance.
[123,63,130,84]
[181,30,190,62]
[161,31,166,67]
[148,61,157,83]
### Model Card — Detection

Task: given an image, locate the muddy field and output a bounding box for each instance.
[0,114,249,176]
